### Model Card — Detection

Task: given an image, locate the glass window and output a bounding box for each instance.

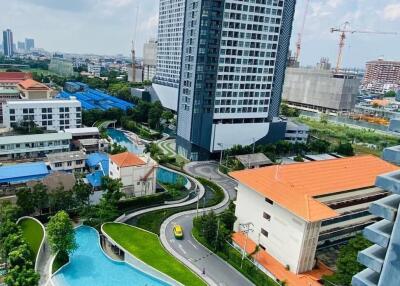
[261,228,268,238]
[263,212,271,221]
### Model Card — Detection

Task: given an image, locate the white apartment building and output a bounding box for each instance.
[3,98,82,131]
[230,156,397,275]
[88,63,101,77]
[284,120,309,143]
[109,151,157,197]
[46,151,86,172]
[0,133,72,161]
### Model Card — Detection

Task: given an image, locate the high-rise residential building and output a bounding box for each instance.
[143,39,157,81]
[352,170,400,286]
[150,0,186,111]
[17,41,25,52]
[361,59,400,94]
[2,29,14,57]
[25,38,35,51]
[176,0,296,160]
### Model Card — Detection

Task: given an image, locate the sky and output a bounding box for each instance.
[1,0,400,68]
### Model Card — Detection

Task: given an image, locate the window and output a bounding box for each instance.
[76,160,83,165]
[10,116,15,121]
[59,107,64,112]
[263,212,271,221]
[67,161,72,166]
[261,228,268,238]
[265,198,274,205]
[55,162,62,168]
[9,109,15,114]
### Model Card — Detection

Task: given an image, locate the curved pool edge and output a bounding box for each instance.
[101,223,185,286]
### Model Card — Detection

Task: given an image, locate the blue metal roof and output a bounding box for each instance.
[0,162,49,184]
[57,83,134,111]
[86,171,103,188]
[86,152,108,168]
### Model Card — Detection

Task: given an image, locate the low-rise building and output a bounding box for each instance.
[352,170,400,286]
[109,151,157,197]
[285,121,309,143]
[230,156,397,277]
[46,151,86,172]
[17,79,55,99]
[0,89,20,123]
[3,98,82,131]
[0,132,71,161]
[382,145,400,165]
[235,153,273,169]
[63,127,100,140]
[0,162,49,185]
[0,72,32,89]
[78,138,109,154]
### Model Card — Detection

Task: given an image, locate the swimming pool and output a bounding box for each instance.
[107,128,145,154]
[53,226,171,286]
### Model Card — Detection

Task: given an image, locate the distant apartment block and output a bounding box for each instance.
[0,133,72,161]
[88,62,101,77]
[46,151,86,172]
[109,152,157,197]
[0,72,32,89]
[25,38,35,51]
[3,99,82,131]
[49,58,74,76]
[0,89,20,124]
[282,67,360,113]
[361,59,400,94]
[2,29,13,57]
[230,156,397,275]
[352,170,400,286]
[284,120,309,143]
[17,79,55,99]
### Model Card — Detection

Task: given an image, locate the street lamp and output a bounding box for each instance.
[217,143,224,165]
[239,222,254,268]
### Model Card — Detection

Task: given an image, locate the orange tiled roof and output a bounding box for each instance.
[229,155,398,222]
[232,232,333,286]
[109,152,145,167]
[18,79,50,90]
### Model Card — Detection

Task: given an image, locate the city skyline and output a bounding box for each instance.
[1,0,399,67]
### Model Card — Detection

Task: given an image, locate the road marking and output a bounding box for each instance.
[188,240,198,249]
[178,243,187,255]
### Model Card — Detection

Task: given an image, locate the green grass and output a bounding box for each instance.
[103,223,206,286]
[18,218,44,261]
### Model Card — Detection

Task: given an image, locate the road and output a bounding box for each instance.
[163,161,253,286]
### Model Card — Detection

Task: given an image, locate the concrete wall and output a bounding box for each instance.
[283,68,360,111]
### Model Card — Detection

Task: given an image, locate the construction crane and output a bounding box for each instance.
[295,0,310,62]
[330,21,399,72]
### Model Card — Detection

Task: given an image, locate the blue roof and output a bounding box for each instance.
[86,171,103,188]
[0,162,49,184]
[86,152,109,168]
[57,83,134,111]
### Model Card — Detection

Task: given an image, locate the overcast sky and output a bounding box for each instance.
[1,0,400,68]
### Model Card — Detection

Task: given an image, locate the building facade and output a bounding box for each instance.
[0,72,32,89]
[49,58,74,77]
[282,67,360,113]
[230,156,397,275]
[352,170,400,286]
[46,151,86,172]
[284,120,309,143]
[0,89,20,124]
[361,59,400,94]
[2,29,13,57]
[176,0,296,160]
[109,152,157,197]
[0,133,72,161]
[25,38,34,51]
[3,99,82,131]
[17,79,55,99]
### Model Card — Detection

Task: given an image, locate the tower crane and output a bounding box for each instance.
[330,21,399,72]
[295,0,310,62]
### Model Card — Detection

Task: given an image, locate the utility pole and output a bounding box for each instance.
[218,143,224,165]
[239,222,254,268]
[214,219,220,250]
[195,185,200,218]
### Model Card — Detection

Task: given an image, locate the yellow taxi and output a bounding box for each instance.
[173,225,184,239]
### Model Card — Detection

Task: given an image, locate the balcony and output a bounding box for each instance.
[369,194,400,221]
[358,244,386,273]
[352,268,379,286]
[375,170,400,195]
[363,220,393,248]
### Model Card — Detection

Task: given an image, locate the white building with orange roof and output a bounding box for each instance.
[109,151,158,197]
[17,79,56,99]
[230,156,398,279]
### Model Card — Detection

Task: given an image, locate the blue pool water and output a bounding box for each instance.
[107,129,144,154]
[157,167,188,186]
[53,226,171,286]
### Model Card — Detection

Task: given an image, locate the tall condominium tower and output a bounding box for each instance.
[25,38,35,51]
[152,0,186,111]
[176,0,296,160]
[2,29,14,57]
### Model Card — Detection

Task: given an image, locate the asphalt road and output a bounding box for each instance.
[164,161,253,286]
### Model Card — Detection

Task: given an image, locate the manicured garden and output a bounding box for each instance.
[102,223,206,286]
[18,217,44,261]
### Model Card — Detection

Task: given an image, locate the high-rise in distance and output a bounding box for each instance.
[176,0,297,160]
[2,29,14,57]
[25,38,35,51]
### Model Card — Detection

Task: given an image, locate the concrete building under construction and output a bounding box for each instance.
[282,67,361,113]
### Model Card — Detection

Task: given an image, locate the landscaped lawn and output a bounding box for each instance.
[18,217,44,260]
[102,223,206,286]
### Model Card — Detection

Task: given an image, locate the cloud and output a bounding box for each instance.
[383,3,400,21]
